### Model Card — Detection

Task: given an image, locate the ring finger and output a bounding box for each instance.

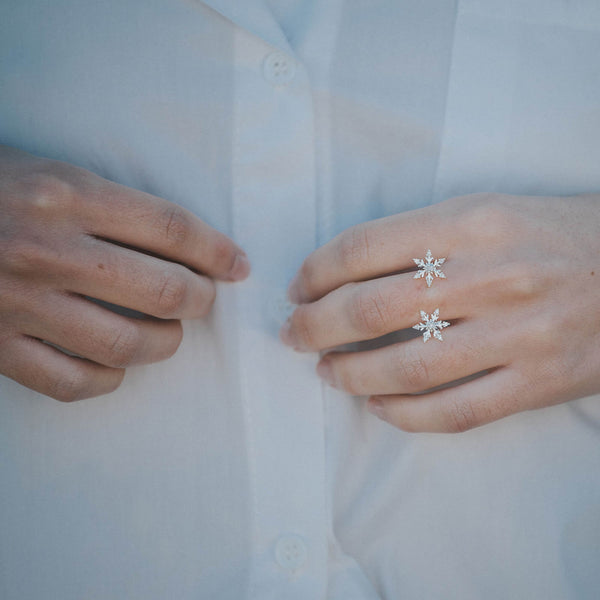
[17,291,183,368]
[316,318,506,396]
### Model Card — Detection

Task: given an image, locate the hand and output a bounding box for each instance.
[280,193,600,433]
[0,146,250,401]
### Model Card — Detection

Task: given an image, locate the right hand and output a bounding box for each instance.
[0,145,250,401]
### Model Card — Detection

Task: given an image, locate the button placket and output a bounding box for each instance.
[232,27,327,598]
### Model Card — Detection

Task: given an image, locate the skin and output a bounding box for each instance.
[0,145,250,401]
[281,193,600,433]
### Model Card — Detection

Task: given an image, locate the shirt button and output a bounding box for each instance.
[263,52,297,86]
[274,535,308,572]
[268,293,295,326]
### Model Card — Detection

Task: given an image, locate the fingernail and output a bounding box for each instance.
[316,358,335,386]
[367,397,387,421]
[279,318,294,347]
[287,272,302,304]
[229,253,251,281]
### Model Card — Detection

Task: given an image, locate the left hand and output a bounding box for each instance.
[280,193,600,433]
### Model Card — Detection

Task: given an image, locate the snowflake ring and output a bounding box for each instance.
[413,249,446,287]
[413,309,450,342]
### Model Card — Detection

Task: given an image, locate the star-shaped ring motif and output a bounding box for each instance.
[413,249,446,287]
[413,309,450,342]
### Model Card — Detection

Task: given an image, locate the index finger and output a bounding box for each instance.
[80,171,249,281]
[288,205,448,303]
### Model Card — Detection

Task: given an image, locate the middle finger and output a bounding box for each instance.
[281,271,456,352]
[57,236,216,320]
[315,318,506,396]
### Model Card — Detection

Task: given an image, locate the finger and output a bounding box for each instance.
[367,367,522,433]
[288,205,448,303]
[282,272,460,352]
[17,292,183,368]
[0,335,125,402]
[81,175,250,281]
[315,320,504,396]
[58,236,217,320]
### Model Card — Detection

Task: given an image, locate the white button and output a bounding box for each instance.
[268,293,295,325]
[263,52,297,86]
[274,535,308,571]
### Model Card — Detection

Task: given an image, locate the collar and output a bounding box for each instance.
[200,0,293,55]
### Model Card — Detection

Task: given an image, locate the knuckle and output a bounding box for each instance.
[25,171,76,213]
[339,223,371,272]
[461,195,514,241]
[350,288,392,337]
[106,323,141,367]
[385,406,421,433]
[205,282,217,313]
[395,354,430,391]
[394,417,421,434]
[160,207,190,248]
[444,399,479,433]
[1,239,49,275]
[209,233,237,274]
[297,256,318,295]
[339,368,364,396]
[291,306,317,349]
[162,321,184,359]
[493,387,520,419]
[50,369,90,403]
[532,358,568,398]
[155,273,188,317]
[497,262,539,299]
[321,357,362,396]
[525,314,557,349]
[196,280,217,317]
[104,372,125,396]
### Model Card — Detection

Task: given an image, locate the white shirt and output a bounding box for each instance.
[1,1,600,598]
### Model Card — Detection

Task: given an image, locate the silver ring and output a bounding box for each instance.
[413,309,450,342]
[413,249,446,287]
